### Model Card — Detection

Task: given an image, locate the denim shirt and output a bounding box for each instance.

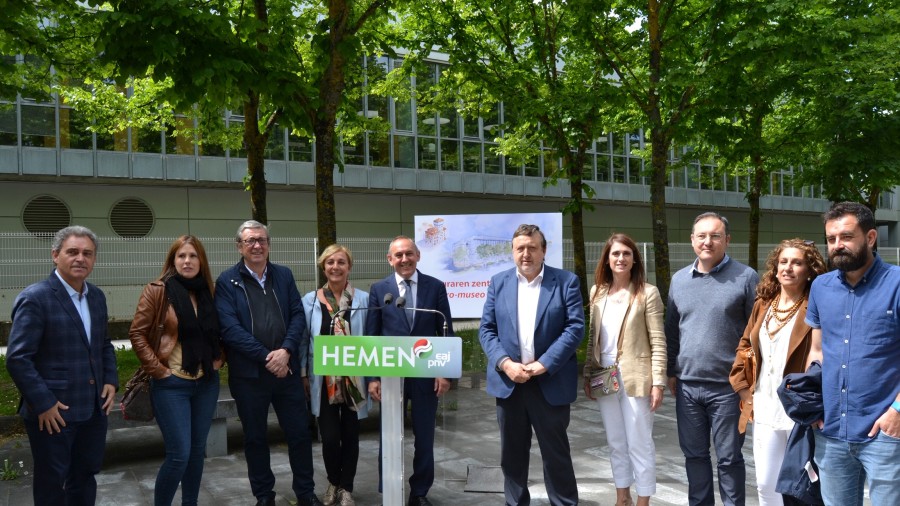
[806,253,900,442]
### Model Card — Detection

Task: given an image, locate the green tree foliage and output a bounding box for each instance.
[571,0,735,302]
[87,0,395,250]
[404,0,621,302]
[794,1,900,211]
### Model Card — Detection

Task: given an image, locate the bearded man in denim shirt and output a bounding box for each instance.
[806,202,900,506]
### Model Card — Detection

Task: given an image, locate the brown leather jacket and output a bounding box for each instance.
[128,281,178,379]
[729,298,813,433]
[129,281,179,379]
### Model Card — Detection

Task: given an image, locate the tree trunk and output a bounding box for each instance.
[748,154,764,271]
[647,0,671,304]
[311,0,351,257]
[243,94,268,225]
[566,149,589,306]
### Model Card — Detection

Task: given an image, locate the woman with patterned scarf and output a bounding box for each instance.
[129,235,225,506]
[302,244,371,506]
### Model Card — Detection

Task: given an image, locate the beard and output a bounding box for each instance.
[829,242,870,272]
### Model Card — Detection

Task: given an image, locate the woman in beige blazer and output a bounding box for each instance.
[584,233,667,506]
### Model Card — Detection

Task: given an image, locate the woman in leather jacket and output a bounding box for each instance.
[729,239,826,506]
[129,235,224,506]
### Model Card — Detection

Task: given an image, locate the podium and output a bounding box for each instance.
[314,335,462,505]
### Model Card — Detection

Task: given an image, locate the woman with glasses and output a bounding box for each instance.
[729,239,827,506]
[301,244,370,506]
[584,233,667,506]
[129,236,224,506]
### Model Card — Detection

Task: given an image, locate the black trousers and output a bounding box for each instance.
[318,384,361,492]
[497,380,578,506]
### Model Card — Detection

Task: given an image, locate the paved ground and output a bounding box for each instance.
[1,374,766,506]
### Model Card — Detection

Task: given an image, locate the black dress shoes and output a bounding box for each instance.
[407,496,433,506]
[298,494,326,506]
[255,497,276,506]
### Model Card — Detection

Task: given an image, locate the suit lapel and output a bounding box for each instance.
[534,267,556,331]
[49,274,91,349]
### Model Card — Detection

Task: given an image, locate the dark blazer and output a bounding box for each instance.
[6,273,118,422]
[729,298,813,433]
[365,271,454,338]
[215,260,307,378]
[479,265,585,406]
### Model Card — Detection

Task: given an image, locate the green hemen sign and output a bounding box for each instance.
[312,335,463,378]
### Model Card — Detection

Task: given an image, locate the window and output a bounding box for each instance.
[20,104,55,148]
[59,107,93,149]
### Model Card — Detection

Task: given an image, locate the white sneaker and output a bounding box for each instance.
[322,484,338,506]
[337,488,355,506]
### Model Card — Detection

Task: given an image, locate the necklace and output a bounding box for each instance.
[764,292,805,336]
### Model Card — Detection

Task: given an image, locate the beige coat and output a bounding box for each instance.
[583,283,667,398]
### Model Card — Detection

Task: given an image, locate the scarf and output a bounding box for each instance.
[317,283,366,411]
[165,274,221,376]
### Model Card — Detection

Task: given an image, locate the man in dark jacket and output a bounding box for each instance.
[7,226,118,506]
[215,220,323,506]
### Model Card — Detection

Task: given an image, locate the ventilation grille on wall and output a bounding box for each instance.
[23,195,72,235]
[109,197,154,238]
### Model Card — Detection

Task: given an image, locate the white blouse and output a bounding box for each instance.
[598,297,629,368]
[753,309,797,430]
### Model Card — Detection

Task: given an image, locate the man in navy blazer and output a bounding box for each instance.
[7,226,118,505]
[366,236,454,506]
[479,224,584,506]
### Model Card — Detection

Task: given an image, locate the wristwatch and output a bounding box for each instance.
[891,401,900,413]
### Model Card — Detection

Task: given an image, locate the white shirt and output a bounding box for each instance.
[516,265,544,365]
[244,262,268,288]
[753,311,796,430]
[54,269,91,343]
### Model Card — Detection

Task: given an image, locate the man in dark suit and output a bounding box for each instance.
[6,225,118,505]
[479,224,585,506]
[215,220,323,506]
[366,236,454,506]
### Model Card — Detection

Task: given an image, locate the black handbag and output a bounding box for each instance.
[121,288,168,421]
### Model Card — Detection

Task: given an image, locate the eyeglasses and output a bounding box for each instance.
[803,240,816,246]
[239,237,269,247]
[692,233,725,242]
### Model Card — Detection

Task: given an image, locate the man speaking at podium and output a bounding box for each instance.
[366,235,455,506]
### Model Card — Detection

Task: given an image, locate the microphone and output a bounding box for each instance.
[396,296,450,337]
[329,292,394,329]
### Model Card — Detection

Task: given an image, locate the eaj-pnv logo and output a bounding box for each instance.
[413,339,433,358]
[314,336,462,378]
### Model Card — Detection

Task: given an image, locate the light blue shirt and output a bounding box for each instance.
[54,269,91,343]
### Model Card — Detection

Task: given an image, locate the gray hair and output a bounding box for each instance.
[52,226,98,253]
[513,224,547,249]
[692,211,730,236]
[235,220,269,242]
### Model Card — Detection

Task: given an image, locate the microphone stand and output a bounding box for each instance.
[395,297,450,336]
[329,293,394,329]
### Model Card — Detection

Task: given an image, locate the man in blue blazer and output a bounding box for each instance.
[7,226,118,505]
[366,236,454,506]
[479,224,584,506]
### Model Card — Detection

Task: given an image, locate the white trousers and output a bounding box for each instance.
[752,422,790,506]
[596,390,657,496]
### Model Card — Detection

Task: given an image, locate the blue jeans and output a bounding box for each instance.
[814,431,900,506]
[151,371,220,506]
[229,372,315,502]
[675,380,746,506]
